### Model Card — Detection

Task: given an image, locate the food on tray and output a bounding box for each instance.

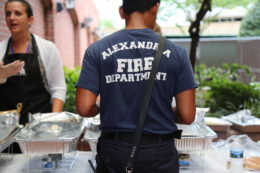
[244,156,260,170]
[46,124,62,134]
[31,112,80,124]
[226,156,260,170]
[15,112,84,153]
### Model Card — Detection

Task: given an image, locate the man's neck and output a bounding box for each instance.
[125,12,155,29]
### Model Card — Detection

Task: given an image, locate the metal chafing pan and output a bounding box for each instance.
[0,109,21,152]
[15,112,84,154]
[84,116,217,153]
[0,126,21,152]
[84,118,101,153]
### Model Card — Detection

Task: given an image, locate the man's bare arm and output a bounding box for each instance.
[174,88,196,124]
[76,87,99,117]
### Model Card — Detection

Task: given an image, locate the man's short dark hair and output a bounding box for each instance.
[5,0,33,17]
[122,0,160,14]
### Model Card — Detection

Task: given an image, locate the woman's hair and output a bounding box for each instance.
[122,0,160,14]
[5,0,33,17]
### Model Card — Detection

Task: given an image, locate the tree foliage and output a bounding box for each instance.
[63,67,81,113]
[101,19,115,28]
[188,0,211,70]
[240,0,260,36]
[195,64,260,117]
[162,0,256,9]
[212,0,256,8]
[161,0,256,70]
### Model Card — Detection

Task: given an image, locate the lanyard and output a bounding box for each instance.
[125,36,166,173]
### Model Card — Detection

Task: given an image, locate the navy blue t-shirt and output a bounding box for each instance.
[76,28,197,135]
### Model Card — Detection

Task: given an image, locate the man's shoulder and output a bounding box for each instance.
[94,30,123,44]
[87,30,124,51]
[163,39,188,62]
[165,38,184,52]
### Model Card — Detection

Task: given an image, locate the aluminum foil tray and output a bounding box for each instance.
[84,122,100,153]
[83,115,100,153]
[15,112,84,154]
[84,116,217,153]
[0,111,21,152]
[0,126,17,142]
[0,126,21,152]
[222,110,260,133]
[175,124,217,151]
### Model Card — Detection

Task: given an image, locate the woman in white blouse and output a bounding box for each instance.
[0,0,66,125]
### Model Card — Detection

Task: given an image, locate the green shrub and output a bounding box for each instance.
[63,67,81,113]
[240,0,260,36]
[204,80,260,117]
[195,63,260,117]
[195,63,252,86]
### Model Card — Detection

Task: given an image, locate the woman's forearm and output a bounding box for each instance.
[52,98,64,112]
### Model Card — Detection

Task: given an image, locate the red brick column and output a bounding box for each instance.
[0,0,11,41]
[44,8,54,41]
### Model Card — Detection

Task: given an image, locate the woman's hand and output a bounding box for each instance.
[0,60,25,82]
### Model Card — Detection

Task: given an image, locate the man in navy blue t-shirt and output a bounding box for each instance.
[76,0,197,172]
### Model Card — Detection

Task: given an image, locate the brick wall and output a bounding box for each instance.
[28,0,45,38]
[75,0,100,66]
[44,8,54,42]
[53,0,100,67]
[0,1,11,40]
[54,6,76,68]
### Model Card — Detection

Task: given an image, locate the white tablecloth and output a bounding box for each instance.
[0,151,254,173]
[0,152,95,173]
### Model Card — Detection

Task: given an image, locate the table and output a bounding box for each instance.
[211,127,260,142]
[0,151,254,173]
[0,152,95,173]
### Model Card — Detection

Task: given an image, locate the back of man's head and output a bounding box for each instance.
[122,0,160,14]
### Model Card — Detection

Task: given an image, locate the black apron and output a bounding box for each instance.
[0,35,52,125]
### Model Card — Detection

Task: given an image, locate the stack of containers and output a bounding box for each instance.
[15,112,84,172]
